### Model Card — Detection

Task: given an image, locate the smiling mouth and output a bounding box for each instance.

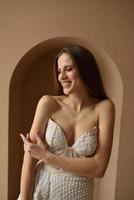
[62,82,71,87]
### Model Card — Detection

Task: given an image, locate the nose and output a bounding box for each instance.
[59,71,68,80]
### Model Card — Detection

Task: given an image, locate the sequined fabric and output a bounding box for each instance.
[18,118,98,200]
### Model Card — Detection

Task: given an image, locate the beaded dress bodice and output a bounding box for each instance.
[45,118,98,158]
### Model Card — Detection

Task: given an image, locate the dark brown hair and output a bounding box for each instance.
[53,45,108,100]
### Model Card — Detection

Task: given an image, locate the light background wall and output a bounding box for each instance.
[0,0,134,200]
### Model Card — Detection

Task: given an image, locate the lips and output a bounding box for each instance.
[61,81,71,87]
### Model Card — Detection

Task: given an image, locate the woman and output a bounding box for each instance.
[18,45,115,200]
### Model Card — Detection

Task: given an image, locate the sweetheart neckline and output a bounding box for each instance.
[49,118,98,147]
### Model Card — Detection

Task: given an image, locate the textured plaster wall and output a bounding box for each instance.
[0,1,134,200]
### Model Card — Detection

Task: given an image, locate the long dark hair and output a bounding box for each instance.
[53,45,108,100]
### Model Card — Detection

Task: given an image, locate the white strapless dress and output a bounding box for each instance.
[18,118,98,200]
[33,118,98,200]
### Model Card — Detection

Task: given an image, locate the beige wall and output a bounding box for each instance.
[8,37,122,200]
[0,0,134,199]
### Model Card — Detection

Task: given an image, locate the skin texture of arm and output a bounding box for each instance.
[19,95,57,200]
[44,99,115,178]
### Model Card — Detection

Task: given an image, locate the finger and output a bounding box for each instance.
[20,134,29,143]
[20,134,27,143]
[35,132,42,144]
[26,133,30,141]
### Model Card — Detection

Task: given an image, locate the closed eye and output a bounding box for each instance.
[57,65,74,73]
[66,67,73,71]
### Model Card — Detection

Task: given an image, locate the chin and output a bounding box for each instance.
[63,88,73,95]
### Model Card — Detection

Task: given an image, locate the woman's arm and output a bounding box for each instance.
[19,95,56,200]
[44,99,115,178]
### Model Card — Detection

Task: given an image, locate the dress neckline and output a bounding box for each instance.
[49,118,98,147]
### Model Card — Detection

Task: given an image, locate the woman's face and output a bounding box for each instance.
[57,53,84,95]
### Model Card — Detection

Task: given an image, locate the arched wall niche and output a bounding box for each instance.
[9,36,123,200]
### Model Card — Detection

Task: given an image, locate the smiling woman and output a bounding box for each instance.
[53,45,108,100]
[17,45,115,200]
[57,53,82,95]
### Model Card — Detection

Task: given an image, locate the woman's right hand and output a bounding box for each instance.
[20,132,48,161]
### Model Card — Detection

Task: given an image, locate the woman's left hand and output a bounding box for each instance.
[20,132,48,161]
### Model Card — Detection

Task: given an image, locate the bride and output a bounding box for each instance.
[18,45,115,200]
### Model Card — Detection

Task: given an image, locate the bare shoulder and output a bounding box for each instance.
[39,95,60,105]
[95,99,115,132]
[96,99,115,115]
[38,95,60,113]
[39,95,56,104]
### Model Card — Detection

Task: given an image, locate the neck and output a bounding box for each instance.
[66,90,93,113]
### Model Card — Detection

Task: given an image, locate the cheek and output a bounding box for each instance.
[72,73,84,88]
[71,71,81,82]
[70,70,78,79]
